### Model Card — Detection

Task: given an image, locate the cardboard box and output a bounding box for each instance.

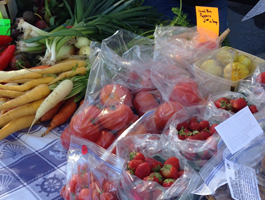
[194,49,265,97]
[0,0,17,21]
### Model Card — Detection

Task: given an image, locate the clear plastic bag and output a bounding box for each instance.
[60,30,156,150]
[151,59,204,107]
[207,90,263,116]
[60,135,125,200]
[163,105,232,171]
[193,134,265,198]
[154,26,219,65]
[116,134,203,200]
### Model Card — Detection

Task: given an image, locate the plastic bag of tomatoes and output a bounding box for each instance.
[60,135,125,200]
[60,30,158,150]
[163,105,233,171]
[153,26,219,65]
[151,59,205,108]
[115,134,203,200]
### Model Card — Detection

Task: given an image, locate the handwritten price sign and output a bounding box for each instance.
[196,6,219,36]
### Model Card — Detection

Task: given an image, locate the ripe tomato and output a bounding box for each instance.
[103,181,116,193]
[133,90,159,116]
[154,101,183,130]
[95,130,116,149]
[99,104,133,131]
[169,79,202,106]
[77,172,89,188]
[60,127,72,150]
[79,188,90,200]
[91,189,101,200]
[68,174,79,194]
[139,70,155,91]
[69,105,101,142]
[100,84,132,107]
[100,192,117,200]
[78,163,89,175]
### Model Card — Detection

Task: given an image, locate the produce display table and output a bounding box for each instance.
[0,122,67,200]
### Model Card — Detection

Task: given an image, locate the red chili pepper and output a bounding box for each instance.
[0,36,13,46]
[0,45,16,71]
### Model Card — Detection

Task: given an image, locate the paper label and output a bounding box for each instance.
[0,19,10,35]
[242,0,265,21]
[215,106,263,154]
[225,159,261,200]
[196,6,219,36]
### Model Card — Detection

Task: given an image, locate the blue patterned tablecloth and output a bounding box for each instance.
[0,122,68,200]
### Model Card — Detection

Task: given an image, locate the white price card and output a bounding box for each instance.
[225,159,261,200]
[215,106,263,154]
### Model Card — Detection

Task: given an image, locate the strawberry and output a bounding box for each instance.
[178,170,184,177]
[129,152,145,161]
[199,120,210,130]
[187,131,204,140]
[199,150,212,160]
[189,122,202,131]
[178,128,191,140]
[256,72,265,84]
[162,179,176,187]
[214,97,231,110]
[176,121,189,131]
[209,124,218,135]
[145,157,163,172]
[183,151,197,161]
[143,172,163,185]
[164,157,180,171]
[135,162,151,179]
[188,117,198,127]
[249,105,258,114]
[230,98,247,111]
[127,160,144,171]
[199,130,211,140]
[160,164,179,179]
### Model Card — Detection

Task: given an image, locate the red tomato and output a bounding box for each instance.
[68,174,79,194]
[133,90,159,116]
[169,79,202,106]
[60,186,70,200]
[139,70,155,90]
[60,127,72,150]
[78,163,89,175]
[79,188,90,200]
[103,181,116,194]
[154,101,183,130]
[99,104,133,131]
[95,130,116,149]
[69,106,101,142]
[100,192,117,200]
[91,189,101,200]
[77,172,89,188]
[90,181,101,192]
[100,84,132,106]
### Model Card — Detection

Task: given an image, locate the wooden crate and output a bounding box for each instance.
[0,0,17,21]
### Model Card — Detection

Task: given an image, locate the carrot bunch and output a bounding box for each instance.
[0,59,88,140]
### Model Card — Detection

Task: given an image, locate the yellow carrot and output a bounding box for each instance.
[0,114,36,140]
[0,98,45,127]
[0,84,50,111]
[48,67,87,85]
[0,90,25,98]
[8,79,35,83]
[0,72,43,83]
[0,77,55,92]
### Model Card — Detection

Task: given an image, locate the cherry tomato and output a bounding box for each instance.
[103,181,116,193]
[99,104,133,131]
[77,172,89,188]
[79,188,90,200]
[78,163,89,175]
[154,101,183,130]
[100,192,117,200]
[169,79,202,106]
[133,90,159,116]
[95,130,116,149]
[100,84,132,107]
[91,189,101,200]
[68,174,79,193]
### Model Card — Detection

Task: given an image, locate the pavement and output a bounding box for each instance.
[227,1,265,58]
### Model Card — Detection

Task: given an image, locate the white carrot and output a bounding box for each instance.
[28,79,73,134]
